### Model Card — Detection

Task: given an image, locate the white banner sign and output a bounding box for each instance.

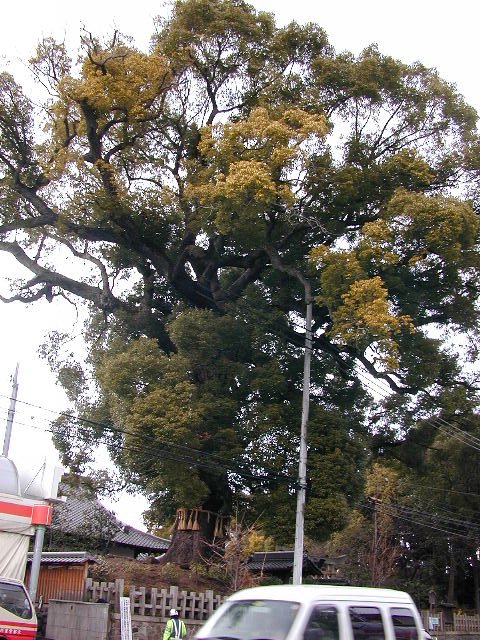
[120,596,133,640]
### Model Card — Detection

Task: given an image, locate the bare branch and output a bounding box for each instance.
[52,235,113,296]
[0,239,123,312]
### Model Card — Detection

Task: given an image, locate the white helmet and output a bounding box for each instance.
[170,608,179,616]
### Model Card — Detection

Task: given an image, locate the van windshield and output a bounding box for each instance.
[0,582,33,619]
[200,599,301,640]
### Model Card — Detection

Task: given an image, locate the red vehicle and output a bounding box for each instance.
[0,578,37,640]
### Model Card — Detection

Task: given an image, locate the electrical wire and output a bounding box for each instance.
[361,498,480,538]
[3,357,480,471]
[359,500,473,541]
[10,393,480,508]
[428,485,480,498]
[3,287,480,495]
[369,498,480,530]
[9,414,296,487]
[0,394,297,487]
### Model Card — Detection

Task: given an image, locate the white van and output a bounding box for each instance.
[194,584,424,640]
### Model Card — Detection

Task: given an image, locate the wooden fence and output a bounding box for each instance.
[83,578,225,620]
[453,613,480,633]
[421,610,480,634]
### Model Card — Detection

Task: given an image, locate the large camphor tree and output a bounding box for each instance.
[1,0,480,565]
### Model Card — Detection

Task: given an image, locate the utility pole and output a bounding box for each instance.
[371,497,378,586]
[264,246,313,585]
[29,524,46,603]
[2,363,19,457]
[292,287,313,585]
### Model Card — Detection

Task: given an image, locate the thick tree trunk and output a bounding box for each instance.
[159,508,228,568]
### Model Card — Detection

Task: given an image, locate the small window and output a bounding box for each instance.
[390,607,419,640]
[304,606,339,640]
[349,606,385,640]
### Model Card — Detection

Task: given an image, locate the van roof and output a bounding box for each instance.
[226,585,415,605]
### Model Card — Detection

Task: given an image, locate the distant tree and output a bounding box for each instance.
[385,410,480,609]
[1,0,480,565]
[327,464,402,586]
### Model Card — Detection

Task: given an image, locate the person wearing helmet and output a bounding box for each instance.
[163,608,187,640]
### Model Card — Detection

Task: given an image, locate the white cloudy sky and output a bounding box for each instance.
[0,0,479,530]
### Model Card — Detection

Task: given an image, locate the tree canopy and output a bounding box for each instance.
[1,0,480,569]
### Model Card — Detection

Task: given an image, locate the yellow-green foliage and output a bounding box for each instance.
[35,40,172,184]
[332,276,413,369]
[381,188,478,262]
[128,383,204,445]
[95,336,212,507]
[61,48,171,122]
[155,0,274,69]
[365,462,400,501]
[357,220,400,268]
[310,246,366,307]
[310,184,478,369]
[226,520,275,563]
[310,247,408,369]
[188,107,327,240]
[381,149,434,187]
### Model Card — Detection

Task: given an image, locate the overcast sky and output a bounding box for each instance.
[1,0,479,530]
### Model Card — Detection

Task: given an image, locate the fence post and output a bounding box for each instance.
[170,586,179,614]
[139,586,146,616]
[83,577,92,602]
[114,579,124,614]
[151,587,158,617]
[180,590,187,619]
[205,590,213,618]
[83,578,224,620]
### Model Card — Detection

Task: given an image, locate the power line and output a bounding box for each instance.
[3,293,480,487]
[7,392,480,525]
[330,366,480,454]
[9,397,480,511]
[428,485,480,498]
[372,498,480,530]
[3,363,480,472]
[0,394,297,488]
[435,415,480,447]
[360,500,473,541]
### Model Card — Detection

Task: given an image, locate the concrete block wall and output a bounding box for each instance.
[46,600,110,640]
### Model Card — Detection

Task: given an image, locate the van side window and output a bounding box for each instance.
[349,606,385,640]
[390,608,419,640]
[304,606,339,640]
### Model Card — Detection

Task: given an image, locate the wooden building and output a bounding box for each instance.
[24,551,95,603]
[247,550,348,584]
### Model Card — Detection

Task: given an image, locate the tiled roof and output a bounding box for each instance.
[52,494,120,537]
[27,551,96,564]
[52,486,170,552]
[113,528,170,551]
[247,551,323,572]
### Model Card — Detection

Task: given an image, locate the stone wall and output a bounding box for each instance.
[110,613,201,640]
